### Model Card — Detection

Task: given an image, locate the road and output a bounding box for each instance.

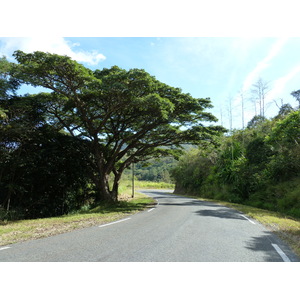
[0,189,298,262]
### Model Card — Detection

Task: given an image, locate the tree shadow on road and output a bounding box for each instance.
[159,197,251,221]
[244,233,287,262]
[160,200,221,206]
[194,208,246,220]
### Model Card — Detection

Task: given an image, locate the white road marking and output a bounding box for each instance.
[272,243,291,262]
[0,246,11,251]
[147,199,160,213]
[99,218,131,228]
[239,214,256,224]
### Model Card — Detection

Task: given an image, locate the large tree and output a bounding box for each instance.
[12,50,224,203]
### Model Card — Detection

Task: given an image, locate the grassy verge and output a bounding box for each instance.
[0,192,155,247]
[135,181,174,189]
[193,195,300,258]
[119,179,175,191]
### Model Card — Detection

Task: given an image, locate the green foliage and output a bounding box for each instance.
[245,137,272,166]
[266,110,300,182]
[0,56,19,99]
[132,157,177,183]
[247,115,267,129]
[0,103,93,219]
[172,147,216,194]
[1,50,223,220]
[275,103,294,119]
[267,110,300,147]
[9,50,223,204]
[172,109,300,218]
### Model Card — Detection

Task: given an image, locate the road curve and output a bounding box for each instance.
[0,189,298,262]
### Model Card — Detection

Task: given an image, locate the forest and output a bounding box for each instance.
[171,102,300,218]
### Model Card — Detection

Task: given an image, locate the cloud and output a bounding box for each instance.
[267,64,300,101]
[226,38,290,126]
[241,38,289,92]
[0,37,106,66]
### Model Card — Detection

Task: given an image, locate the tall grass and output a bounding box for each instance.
[119,179,174,193]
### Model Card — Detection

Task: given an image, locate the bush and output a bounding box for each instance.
[277,181,300,218]
[0,128,93,219]
[171,110,300,219]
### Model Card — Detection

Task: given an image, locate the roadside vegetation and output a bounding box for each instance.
[120,179,174,191]
[172,109,300,219]
[0,182,159,246]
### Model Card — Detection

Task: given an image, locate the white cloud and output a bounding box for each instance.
[226,38,291,127]
[267,64,300,101]
[241,38,289,92]
[0,37,106,66]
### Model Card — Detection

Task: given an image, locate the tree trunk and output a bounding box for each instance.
[111,171,122,202]
[89,142,122,204]
[91,171,119,204]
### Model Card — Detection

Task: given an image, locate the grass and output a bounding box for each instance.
[193,196,300,258]
[0,180,173,247]
[120,179,175,191]
[0,192,155,247]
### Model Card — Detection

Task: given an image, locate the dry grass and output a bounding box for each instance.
[0,193,154,247]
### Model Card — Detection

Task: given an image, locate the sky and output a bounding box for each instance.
[1,1,300,131]
[1,36,300,130]
[0,37,300,129]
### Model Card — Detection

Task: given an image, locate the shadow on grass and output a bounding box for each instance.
[0,198,155,226]
[88,198,156,215]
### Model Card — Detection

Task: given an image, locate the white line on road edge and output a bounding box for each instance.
[0,246,11,251]
[272,243,291,262]
[99,218,131,228]
[239,214,256,224]
[148,199,160,212]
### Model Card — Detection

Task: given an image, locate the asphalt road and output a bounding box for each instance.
[0,189,299,262]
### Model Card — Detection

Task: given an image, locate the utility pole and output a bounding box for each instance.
[227,96,234,161]
[131,162,134,198]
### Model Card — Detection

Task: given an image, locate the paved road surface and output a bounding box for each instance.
[0,189,298,262]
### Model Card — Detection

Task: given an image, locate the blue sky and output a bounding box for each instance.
[1,37,300,130]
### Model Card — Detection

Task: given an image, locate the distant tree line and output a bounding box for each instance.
[129,157,177,183]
